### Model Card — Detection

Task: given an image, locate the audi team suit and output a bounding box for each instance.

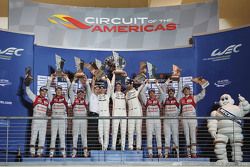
[158,80,181,158]
[140,83,162,157]
[179,84,205,157]
[69,79,89,157]
[47,77,70,157]
[26,86,49,157]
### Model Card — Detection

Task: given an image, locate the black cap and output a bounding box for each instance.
[55,85,63,90]
[77,88,85,93]
[39,86,48,91]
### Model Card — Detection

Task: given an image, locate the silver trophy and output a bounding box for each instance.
[55,54,65,77]
[74,56,86,79]
[133,62,147,84]
[112,51,126,73]
[192,77,210,89]
[147,62,156,79]
[84,59,105,81]
[171,64,181,81]
[24,66,33,86]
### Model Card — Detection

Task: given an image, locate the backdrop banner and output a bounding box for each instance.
[0,30,34,156]
[9,0,218,50]
[193,26,250,117]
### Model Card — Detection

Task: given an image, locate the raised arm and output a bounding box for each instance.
[69,78,76,103]
[155,80,166,104]
[46,74,55,101]
[136,81,145,97]
[194,87,206,103]
[85,79,91,102]
[140,81,148,105]
[106,77,112,98]
[110,73,116,99]
[26,86,36,102]
[238,94,250,116]
[91,76,96,93]
[63,74,71,102]
[176,79,182,101]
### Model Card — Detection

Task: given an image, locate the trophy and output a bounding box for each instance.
[192,77,210,89]
[24,66,33,86]
[146,62,156,79]
[112,51,126,73]
[171,64,181,81]
[84,59,105,81]
[74,57,86,78]
[133,62,147,84]
[55,54,65,77]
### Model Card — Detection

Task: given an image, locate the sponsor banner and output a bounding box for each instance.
[9,0,218,50]
[193,26,250,116]
[0,30,34,153]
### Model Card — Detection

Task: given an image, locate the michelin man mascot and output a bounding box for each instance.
[207,94,250,163]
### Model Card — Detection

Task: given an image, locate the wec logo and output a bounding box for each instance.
[0,47,24,60]
[211,44,242,57]
[0,79,12,87]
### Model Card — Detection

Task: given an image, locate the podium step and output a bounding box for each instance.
[22,157,92,162]
[22,151,210,163]
[90,150,143,162]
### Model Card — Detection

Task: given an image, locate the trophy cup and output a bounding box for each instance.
[192,77,210,89]
[24,66,33,86]
[103,51,127,84]
[112,51,127,84]
[171,64,181,81]
[55,54,65,77]
[146,62,156,79]
[84,59,105,81]
[133,62,147,84]
[74,57,86,78]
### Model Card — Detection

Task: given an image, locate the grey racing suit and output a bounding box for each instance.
[26,86,49,156]
[98,79,111,150]
[111,74,127,150]
[126,84,143,150]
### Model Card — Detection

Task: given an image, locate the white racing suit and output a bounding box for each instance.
[98,79,111,150]
[47,77,70,157]
[141,83,162,157]
[69,81,89,157]
[207,97,250,163]
[26,86,49,156]
[179,90,205,157]
[126,85,143,150]
[111,75,127,150]
[158,80,181,157]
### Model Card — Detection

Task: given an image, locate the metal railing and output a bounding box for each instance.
[0,116,250,165]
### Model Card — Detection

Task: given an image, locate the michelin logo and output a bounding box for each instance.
[0,47,24,60]
[214,79,232,88]
[203,44,242,62]
[0,79,12,87]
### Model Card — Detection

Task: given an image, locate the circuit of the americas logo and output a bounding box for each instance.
[48,14,177,32]
[0,47,24,60]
